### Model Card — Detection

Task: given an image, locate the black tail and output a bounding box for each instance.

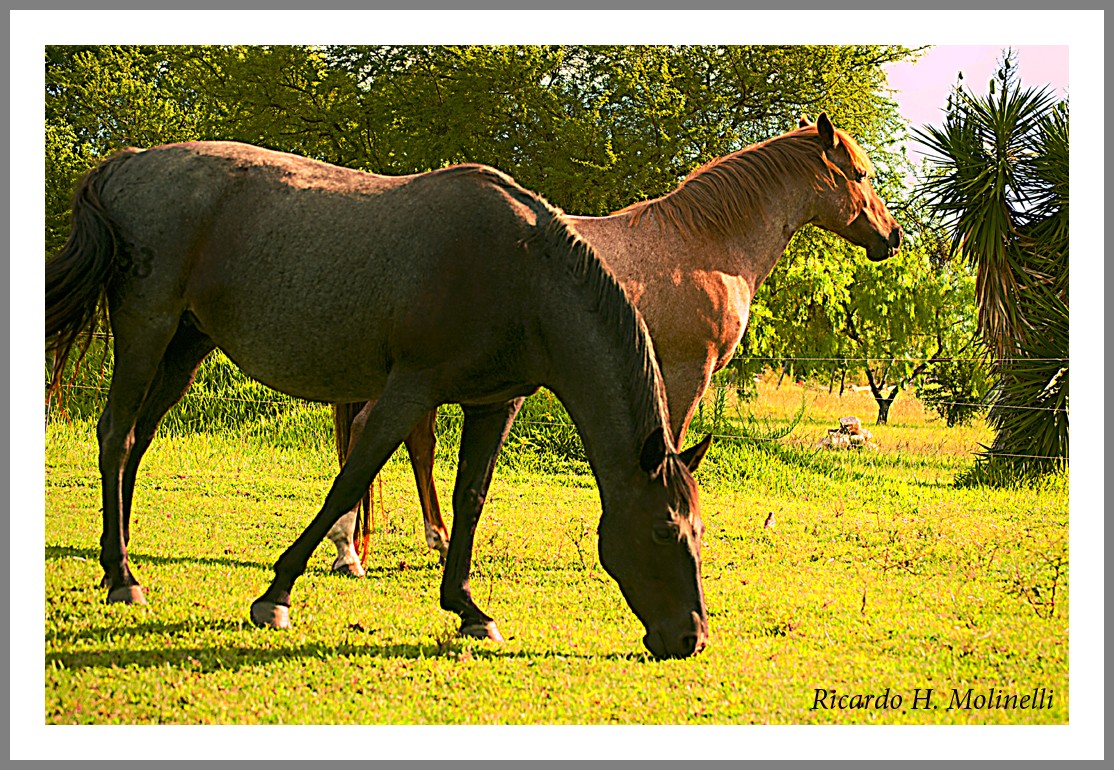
[45,148,140,395]
[333,401,372,560]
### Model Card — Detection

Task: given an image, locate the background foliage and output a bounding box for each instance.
[914,52,1068,480]
[45,44,1065,472]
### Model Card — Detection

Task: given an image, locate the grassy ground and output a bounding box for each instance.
[40,377,1070,736]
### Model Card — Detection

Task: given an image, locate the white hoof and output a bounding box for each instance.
[250,601,291,629]
[331,557,366,577]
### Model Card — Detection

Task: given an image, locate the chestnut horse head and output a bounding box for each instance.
[795,112,903,262]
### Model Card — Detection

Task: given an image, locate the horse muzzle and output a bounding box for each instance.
[643,611,708,659]
[866,224,903,262]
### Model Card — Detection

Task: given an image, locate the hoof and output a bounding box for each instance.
[250,601,291,629]
[106,585,147,605]
[460,620,503,642]
[331,560,366,578]
[428,537,450,566]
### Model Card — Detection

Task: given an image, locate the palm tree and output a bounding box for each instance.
[914,50,1068,481]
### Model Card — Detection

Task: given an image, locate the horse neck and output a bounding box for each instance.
[535,284,669,489]
[578,178,813,297]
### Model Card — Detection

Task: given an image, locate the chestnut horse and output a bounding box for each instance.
[45,142,711,659]
[328,113,902,568]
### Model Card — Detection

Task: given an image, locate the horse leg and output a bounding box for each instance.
[326,508,364,577]
[660,357,717,448]
[96,315,182,604]
[251,382,434,629]
[404,408,449,563]
[119,322,215,549]
[325,404,448,571]
[439,398,523,641]
[326,401,373,577]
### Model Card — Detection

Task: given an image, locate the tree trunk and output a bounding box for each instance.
[876,397,895,425]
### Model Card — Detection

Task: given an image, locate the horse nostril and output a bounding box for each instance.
[680,633,702,657]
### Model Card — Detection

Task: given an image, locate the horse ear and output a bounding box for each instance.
[817,112,837,150]
[639,427,668,473]
[679,433,713,473]
[799,114,812,128]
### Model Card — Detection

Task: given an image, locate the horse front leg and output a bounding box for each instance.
[659,356,717,448]
[251,384,435,629]
[439,398,523,641]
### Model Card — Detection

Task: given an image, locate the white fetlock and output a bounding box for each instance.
[331,555,366,577]
[106,585,147,605]
[460,620,504,642]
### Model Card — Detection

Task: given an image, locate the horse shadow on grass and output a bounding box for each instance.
[45,627,650,674]
[45,544,443,578]
[46,544,273,573]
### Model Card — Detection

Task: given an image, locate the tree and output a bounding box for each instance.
[914,50,1068,479]
[842,246,975,425]
[45,46,216,255]
[46,44,929,427]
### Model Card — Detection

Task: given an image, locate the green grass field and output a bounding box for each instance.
[41,378,1070,732]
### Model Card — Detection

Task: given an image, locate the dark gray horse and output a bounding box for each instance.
[45,142,711,659]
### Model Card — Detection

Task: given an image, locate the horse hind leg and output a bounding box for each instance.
[405,408,449,563]
[96,313,185,604]
[326,404,449,573]
[119,322,215,549]
[325,401,373,577]
[323,401,378,574]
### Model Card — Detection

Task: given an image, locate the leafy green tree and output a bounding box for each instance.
[45,45,212,255]
[843,244,977,424]
[916,351,992,427]
[46,44,935,432]
[914,50,1068,479]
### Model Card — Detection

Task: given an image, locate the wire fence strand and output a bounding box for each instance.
[47,382,1069,462]
[49,382,1071,415]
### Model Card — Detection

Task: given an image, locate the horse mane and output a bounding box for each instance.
[456,165,671,440]
[616,124,874,238]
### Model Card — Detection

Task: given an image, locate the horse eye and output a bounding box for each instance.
[652,521,681,545]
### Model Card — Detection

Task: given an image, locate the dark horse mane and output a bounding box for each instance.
[436,163,672,444]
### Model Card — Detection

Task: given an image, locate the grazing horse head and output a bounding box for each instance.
[598,428,712,659]
[797,112,903,262]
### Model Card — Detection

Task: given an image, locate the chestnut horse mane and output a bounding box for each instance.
[616,124,874,238]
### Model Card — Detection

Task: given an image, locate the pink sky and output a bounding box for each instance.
[884,45,1069,130]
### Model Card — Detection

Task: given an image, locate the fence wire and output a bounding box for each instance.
[47,381,1069,463]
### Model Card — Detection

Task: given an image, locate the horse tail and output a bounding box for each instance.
[333,401,372,561]
[45,148,141,397]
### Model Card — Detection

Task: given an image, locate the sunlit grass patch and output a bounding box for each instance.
[43,377,1068,725]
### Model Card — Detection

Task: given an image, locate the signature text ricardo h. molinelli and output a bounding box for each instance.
[811,687,1054,712]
